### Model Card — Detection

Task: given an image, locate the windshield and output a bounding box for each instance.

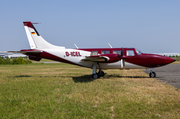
[136,49,143,55]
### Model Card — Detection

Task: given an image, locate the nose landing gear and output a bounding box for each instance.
[147,69,156,78]
[149,71,156,78]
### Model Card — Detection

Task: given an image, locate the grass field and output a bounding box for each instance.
[0,63,180,118]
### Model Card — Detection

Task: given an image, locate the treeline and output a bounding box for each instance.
[169,56,180,61]
[0,57,32,65]
[169,55,180,58]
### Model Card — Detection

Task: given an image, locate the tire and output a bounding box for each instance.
[99,71,105,77]
[92,74,99,79]
[149,72,156,78]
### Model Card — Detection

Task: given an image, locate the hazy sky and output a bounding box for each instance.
[0,0,180,53]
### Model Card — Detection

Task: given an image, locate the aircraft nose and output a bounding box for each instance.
[166,57,176,64]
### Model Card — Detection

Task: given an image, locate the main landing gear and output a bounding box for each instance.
[92,70,105,79]
[92,63,105,79]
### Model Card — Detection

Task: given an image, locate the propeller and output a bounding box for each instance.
[118,47,123,59]
[121,47,123,57]
[120,59,124,69]
[120,47,125,69]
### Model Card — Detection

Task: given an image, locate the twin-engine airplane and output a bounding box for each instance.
[11,21,175,79]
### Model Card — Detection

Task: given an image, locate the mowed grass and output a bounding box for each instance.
[0,63,180,119]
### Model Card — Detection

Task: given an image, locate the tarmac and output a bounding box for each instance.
[144,63,180,89]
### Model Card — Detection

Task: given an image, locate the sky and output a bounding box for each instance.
[0,0,180,53]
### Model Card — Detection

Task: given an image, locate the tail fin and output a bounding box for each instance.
[23,21,65,49]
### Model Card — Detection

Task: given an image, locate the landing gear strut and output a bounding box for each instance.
[92,63,105,79]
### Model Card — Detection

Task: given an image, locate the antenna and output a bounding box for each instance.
[108,43,113,48]
[32,22,41,24]
[74,44,78,49]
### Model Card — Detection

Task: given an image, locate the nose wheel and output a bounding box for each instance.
[149,71,156,78]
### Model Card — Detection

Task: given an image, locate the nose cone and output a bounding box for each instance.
[166,57,176,64]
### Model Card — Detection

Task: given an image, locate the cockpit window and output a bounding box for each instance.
[136,49,142,55]
[126,50,135,56]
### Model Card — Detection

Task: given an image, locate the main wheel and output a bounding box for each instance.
[149,72,156,78]
[98,71,105,77]
[92,74,99,79]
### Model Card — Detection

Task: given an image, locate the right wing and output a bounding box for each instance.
[81,54,120,63]
[82,55,109,62]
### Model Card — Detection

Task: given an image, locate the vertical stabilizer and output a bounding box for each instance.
[23,21,65,49]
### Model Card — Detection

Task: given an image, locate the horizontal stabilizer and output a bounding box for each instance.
[8,49,42,55]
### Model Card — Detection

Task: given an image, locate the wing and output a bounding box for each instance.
[82,55,109,62]
[81,54,120,63]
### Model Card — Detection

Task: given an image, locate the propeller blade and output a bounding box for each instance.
[121,47,123,57]
[120,59,125,69]
[118,47,123,60]
[121,59,124,68]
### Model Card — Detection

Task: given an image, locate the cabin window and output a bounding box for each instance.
[126,50,135,56]
[101,51,110,54]
[113,50,121,54]
[91,51,98,56]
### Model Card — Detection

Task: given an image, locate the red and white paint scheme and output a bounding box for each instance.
[15,21,175,78]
